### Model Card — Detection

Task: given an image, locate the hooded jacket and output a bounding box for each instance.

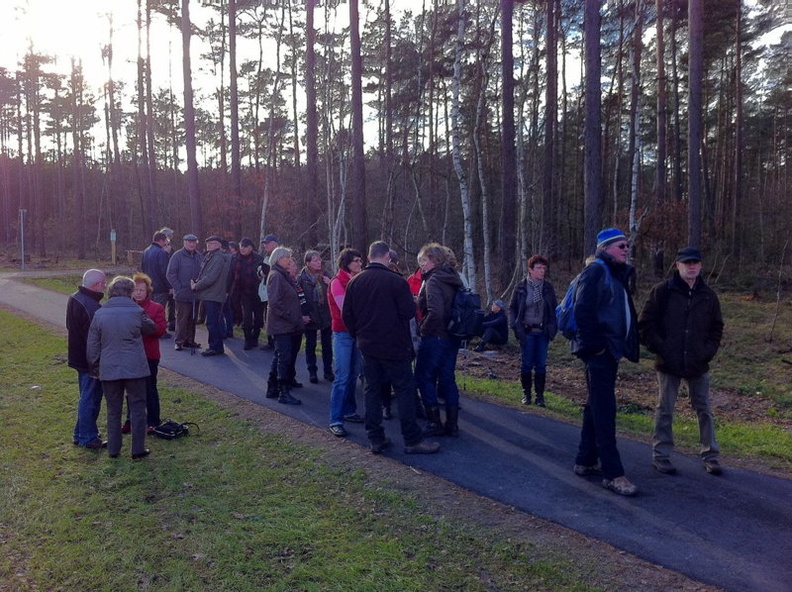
[417,263,463,338]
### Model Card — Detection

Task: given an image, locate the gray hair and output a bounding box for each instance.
[269,246,293,266]
[82,269,106,289]
[107,276,135,298]
[304,249,321,264]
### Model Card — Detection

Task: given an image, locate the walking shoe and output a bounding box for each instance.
[473,344,485,352]
[121,421,131,434]
[309,374,319,384]
[370,437,392,455]
[185,342,202,349]
[289,379,304,388]
[343,414,364,423]
[324,371,335,381]
[521,395,532,405]
[200,349,225,357]
[652,458,677,475]
[131,449,151,460]
[278,392,302,405]
[704,458,723,475]
[602,476,639,497]
[174,344,184,351]
[573,461,602,476]
[404,440,441,455]
[328,425,347,437]
[243,342,256,350]
[84,438,107,450]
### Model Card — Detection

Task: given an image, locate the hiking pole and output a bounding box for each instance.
[191,298,197,356]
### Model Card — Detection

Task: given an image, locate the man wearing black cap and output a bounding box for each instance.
[639,247,725,476]
[191,236,232,356]
[232,238,266,349]
[166,234,204,350]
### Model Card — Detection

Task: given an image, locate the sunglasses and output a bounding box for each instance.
[613,243,629,250]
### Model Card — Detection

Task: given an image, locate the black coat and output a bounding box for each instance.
[508,278,558,342]
[342,263,415,361]
[638,271,724,378]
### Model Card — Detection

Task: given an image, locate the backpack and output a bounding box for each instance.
[152,419,199,440]
[555,258,611,340]
[446,288,485,340]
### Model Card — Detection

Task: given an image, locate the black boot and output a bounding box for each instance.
[265,380,279,399]
[534,373,547,407]
[444,405,459,437]
[423,404,444,437]
[521,372,532,405]
[278,381,302,405]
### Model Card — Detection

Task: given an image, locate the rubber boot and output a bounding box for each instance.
[521,372,532,405]
[534,373,547,407]
[423,404,444,437]
[444,405,459,437]
[277,381,302,405]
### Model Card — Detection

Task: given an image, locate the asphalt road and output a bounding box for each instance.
[1,271,790,592]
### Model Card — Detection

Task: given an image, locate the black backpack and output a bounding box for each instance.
[446,288,485,340]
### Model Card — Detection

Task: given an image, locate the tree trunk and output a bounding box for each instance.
[500,0,517,287]
[305,0,319,248]
[655,0,667,203]
[181,0,202,236]
[688,0,703,248]
[584,0,603,254]
[541,0,557,256]
[349,0,368,252]
[229,0,242,238]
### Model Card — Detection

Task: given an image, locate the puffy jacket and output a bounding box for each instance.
[508,278,558,342]
[265,263,303,336]
[298,267,332,330]
[86,297,156,381]
[638,271,724,378]
[193,249,231,303]
[141,242,171,294]
[417,264,463,338]
[572,252,639,363]
[166,248,203,302]
[66,286,104,373]
[343,263,415,361]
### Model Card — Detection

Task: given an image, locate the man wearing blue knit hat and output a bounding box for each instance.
[570,228,641,496]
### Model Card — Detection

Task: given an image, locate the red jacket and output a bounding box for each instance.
[137,297,167,359]
[328,269,354,332]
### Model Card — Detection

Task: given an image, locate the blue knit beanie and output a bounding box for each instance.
[596,228,627,249]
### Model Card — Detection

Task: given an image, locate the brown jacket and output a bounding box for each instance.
[265,264,303,336]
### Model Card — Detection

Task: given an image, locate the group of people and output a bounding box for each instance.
[68,226,725,493]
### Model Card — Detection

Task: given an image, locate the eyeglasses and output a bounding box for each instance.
[614,243,629,250]
[352,258,363,263]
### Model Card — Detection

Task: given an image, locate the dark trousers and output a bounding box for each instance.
[203,300,225,353]
[361,355,423,447]
[575,352,625,479]
[126,358,161,427]
[304,326,333,376]
[269,332,303,383]
[174,300,197,346]
[240,292,264,344]
[104,378,147,457]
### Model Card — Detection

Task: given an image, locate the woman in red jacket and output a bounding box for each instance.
[127,272,167,431]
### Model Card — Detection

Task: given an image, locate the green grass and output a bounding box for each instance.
[0,310,600,591]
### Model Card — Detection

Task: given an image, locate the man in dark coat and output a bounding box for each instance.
[141,231,171,310]
[67,269,107,449]
[638,246,725,476]
[166,234,204,350]
[571,228,640,497]
[343,241,440,455]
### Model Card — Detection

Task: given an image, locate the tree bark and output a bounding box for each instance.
[584,0,603,254]
[688,0,703,248]
[181,0,202,236]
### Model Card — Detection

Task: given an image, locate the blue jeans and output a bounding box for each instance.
[203,300,225,353]
[305,326,333,376]
[362,355,423,447]
[415,335,460,407]
[329,331,359,426]
[575,352,625,480]
[73,371,104,446]
[519,333,549,374]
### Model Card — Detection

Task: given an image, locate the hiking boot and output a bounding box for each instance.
[704,458,723,476]
[328,425,347,437]
[602,476,639,497]
[343,414,364,423]
[652,458,677,475]
[278,391,302,405]
[370,437,392,455]
[404,440,441,455]
[289,379,304,389]
[84,438,108,450]
[573,461,602,476]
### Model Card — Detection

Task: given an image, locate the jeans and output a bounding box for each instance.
[329,331,359,426]
[362,355,423,447]
[73,371,104,446]
[415,335,460,407]
[519,333,550,374]
[305,326,333,376]
[575,352,625,480]
[104,378,147,457]
[653,371,719,461]
[203,300,224,353]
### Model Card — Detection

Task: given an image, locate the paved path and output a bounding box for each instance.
[1,273,790,592]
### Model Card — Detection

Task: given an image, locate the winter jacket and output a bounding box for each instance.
[482,310,509,342]
[638,271,724,378]
[193,249,232,303]
[86,296,156,381]
[298,267,332,331]
[66,286,104,373]
[136,297,167,360]
[328,269,354,332]
[508,278,558,342]
[571,252,640,363]
[231,250,265,297]
[265,263,303,336]
[166,247,203,302]
[141,242,171,294]
[417,264,463,338]
[343,262,416,361]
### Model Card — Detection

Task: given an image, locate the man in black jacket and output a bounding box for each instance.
[343,241,440,455]
[638,247,725,476]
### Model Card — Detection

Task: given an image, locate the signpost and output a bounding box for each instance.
[19,209,27,271]
[110,229,117,265]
